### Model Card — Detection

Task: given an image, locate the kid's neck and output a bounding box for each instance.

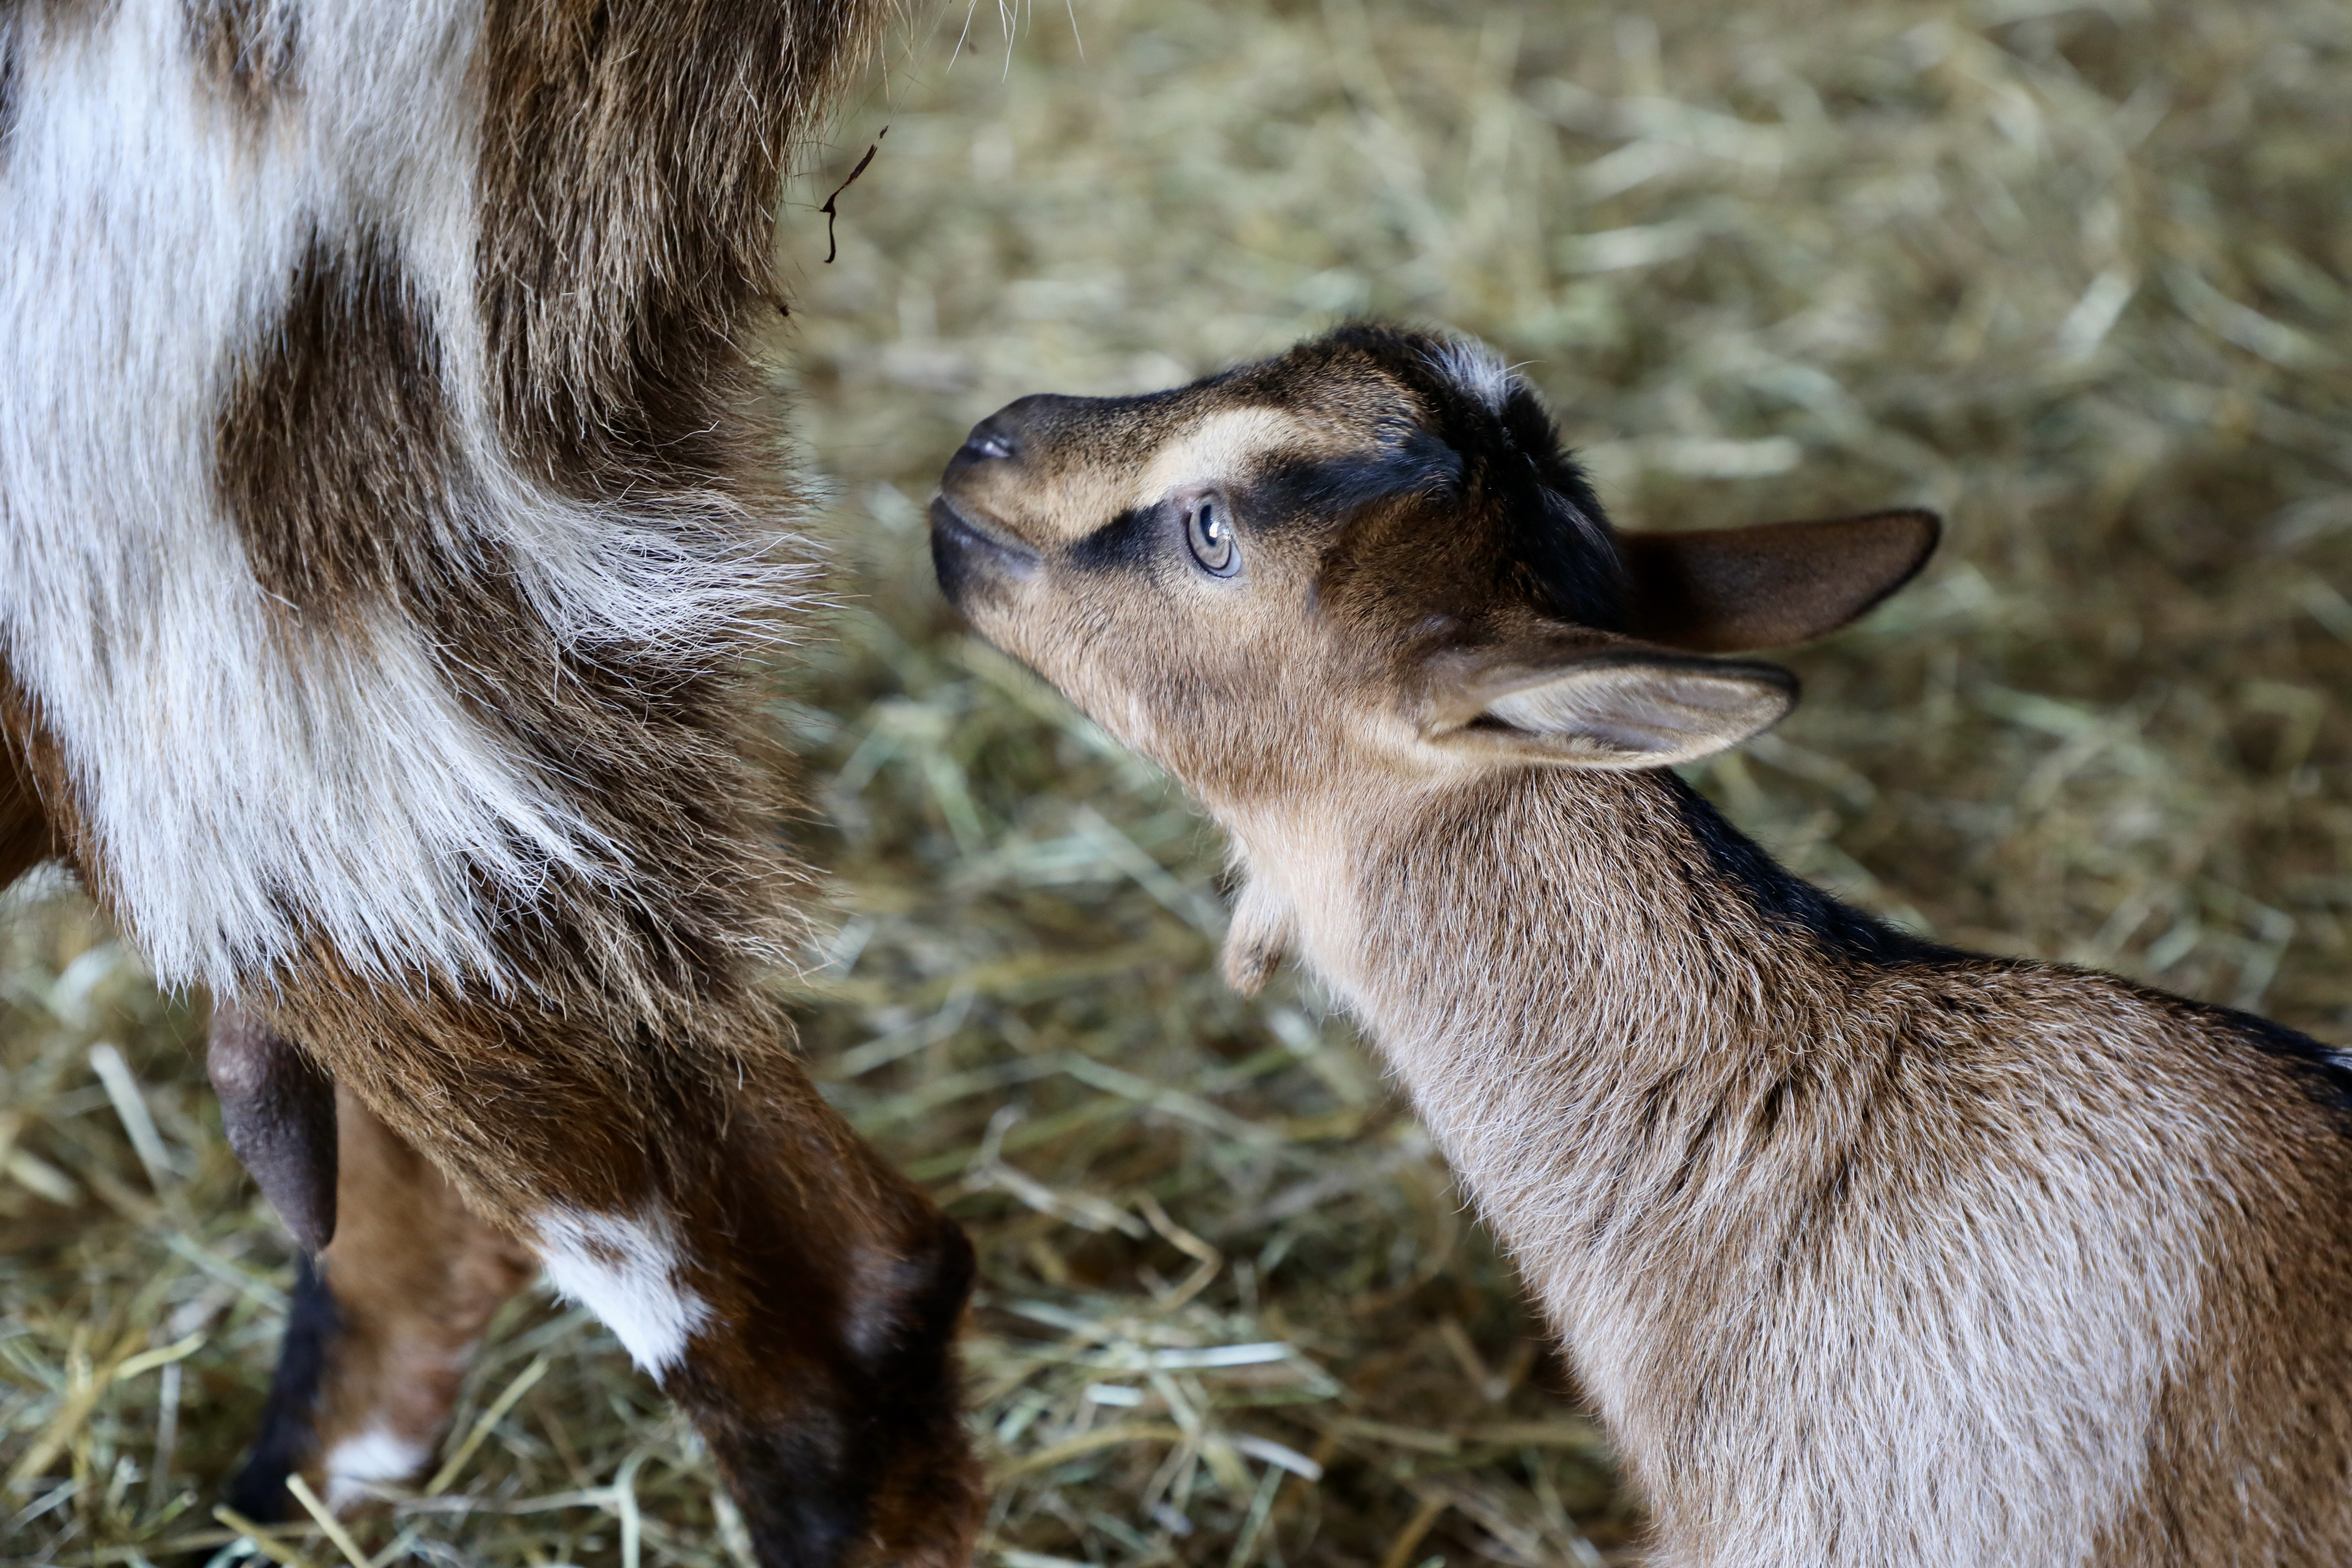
[1221,760,1941,1378]
[1224,761,1926,1097]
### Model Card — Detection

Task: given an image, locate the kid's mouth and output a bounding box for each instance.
[929,494,1041,604]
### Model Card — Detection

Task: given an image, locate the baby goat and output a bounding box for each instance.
[932,323,2352,1566]
[2,3,978,1561]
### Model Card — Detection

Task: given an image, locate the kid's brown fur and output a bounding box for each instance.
[934,323,2352,1567]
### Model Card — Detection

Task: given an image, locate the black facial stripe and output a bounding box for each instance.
[1260,433,1464,525]
[1069,503,1163,572]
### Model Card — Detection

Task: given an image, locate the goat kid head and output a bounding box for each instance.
[933,323,1936,841]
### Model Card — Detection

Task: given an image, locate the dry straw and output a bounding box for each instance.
[5,0,2347,1563]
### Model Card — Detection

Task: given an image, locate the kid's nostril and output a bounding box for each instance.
[964,423,1019,461]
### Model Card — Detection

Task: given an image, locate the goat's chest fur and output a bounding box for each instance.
[1240,768,2352,1568]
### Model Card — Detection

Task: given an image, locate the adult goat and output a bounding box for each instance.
[0,3,980,1562]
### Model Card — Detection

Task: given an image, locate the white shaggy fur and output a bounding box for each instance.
[0,0,802,996]
[533,1206,713,1379]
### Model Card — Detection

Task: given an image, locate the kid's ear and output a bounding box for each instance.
[1419,643,1797,769]
[1619,509,1939,653]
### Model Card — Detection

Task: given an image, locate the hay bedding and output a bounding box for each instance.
[4,0,2348,1562]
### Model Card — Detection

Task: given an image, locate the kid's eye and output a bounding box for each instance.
[1185,498,1239,577]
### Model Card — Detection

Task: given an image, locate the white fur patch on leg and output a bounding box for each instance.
[533,1207,712,1381]
[322,1422,432,1510]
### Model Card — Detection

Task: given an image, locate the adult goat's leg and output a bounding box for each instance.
[8,682,980,1561]
[4,714,524,1522]
[632,1070,981,1563]
[204,997,979,1559]
[275,985,983,1567]
[224,1073,538,1522]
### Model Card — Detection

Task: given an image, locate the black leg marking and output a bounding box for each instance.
[225,1254,341,1524]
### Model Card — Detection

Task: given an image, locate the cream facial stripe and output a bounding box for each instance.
[1132,407,1318,510]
